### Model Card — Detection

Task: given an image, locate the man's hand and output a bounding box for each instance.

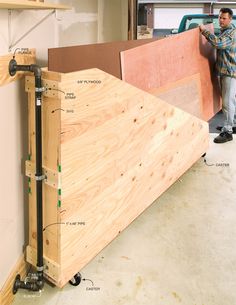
[199,24,206,32]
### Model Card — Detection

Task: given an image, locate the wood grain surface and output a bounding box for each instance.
[26,68,209,287]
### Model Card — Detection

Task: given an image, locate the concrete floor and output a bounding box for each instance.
[13,133,236,305]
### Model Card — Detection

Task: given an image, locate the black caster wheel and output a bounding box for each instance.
[69,272,82,286]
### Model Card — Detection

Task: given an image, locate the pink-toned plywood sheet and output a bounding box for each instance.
[120,28,221,121]
[149,74,202,118]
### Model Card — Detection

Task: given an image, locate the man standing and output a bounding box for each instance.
[200,8,236,143]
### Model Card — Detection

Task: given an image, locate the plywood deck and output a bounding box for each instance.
[26,68,209,287]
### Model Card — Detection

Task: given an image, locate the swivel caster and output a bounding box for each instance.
[69,272,82,286]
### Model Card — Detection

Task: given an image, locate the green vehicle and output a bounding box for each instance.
[176,14,236,35]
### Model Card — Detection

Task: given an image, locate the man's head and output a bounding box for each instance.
[219,8,233,28]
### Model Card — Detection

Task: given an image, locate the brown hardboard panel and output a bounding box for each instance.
[48,38,158,79]
[120,27,221,121]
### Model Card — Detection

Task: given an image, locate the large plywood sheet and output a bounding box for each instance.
[26,68,209,287]
[48,39,158,79]
[120,28,221,121]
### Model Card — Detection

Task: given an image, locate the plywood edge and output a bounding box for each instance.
[0,254,28,305]
[42,67,107,83]
[41,69,83,82]
[0,49,36,86]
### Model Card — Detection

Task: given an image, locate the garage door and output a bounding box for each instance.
[154,7,203,29]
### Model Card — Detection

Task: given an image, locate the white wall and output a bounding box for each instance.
[0,8,56,288]
[0,80,27,289]
[0,0,127,290]
[57,0,128,47]
[97,0,128,43]
[57,0,99,47]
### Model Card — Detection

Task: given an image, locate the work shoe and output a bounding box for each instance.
[216,126,236,133]
[214,131,233,143]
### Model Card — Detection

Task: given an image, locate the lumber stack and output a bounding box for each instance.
[25,68,209,287]
[48,29,220,121]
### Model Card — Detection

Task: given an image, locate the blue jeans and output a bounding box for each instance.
[220,76,236,133]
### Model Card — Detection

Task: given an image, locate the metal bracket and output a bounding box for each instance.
[25,76,62,99]
[26,160,60,189]
[35,174,46,181]
[35,87,46,93]
[37,266,44,272]
[8,9,56,52]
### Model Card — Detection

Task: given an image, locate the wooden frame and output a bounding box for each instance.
[25,67,209,287]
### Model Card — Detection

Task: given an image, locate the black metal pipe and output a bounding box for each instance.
[9,59,44,293]
[34,74,44,287]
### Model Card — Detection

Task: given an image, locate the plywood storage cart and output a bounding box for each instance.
[25,67,209,287]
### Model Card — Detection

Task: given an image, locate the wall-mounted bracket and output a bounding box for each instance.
[8,9,56,52]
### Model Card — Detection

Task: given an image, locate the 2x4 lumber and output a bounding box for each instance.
[26,246,60,285]
[0,49,35,86]
[27,88,60,265]
[128,0,137,39]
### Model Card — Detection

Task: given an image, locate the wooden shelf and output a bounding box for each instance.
[0,0,71,9]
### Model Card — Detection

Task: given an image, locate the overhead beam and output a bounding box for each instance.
[128,0,137,40]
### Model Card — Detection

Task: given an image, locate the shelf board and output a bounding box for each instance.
[0,0,71,9]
